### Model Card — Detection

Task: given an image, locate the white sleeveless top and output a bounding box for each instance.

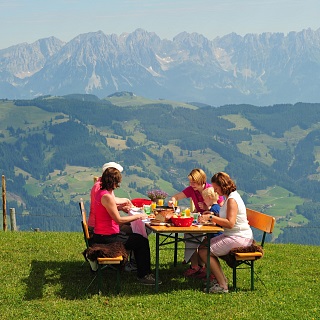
[219,191,253,239]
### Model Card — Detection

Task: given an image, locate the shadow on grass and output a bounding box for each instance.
[22,259,206,300]
[23,260,122,300]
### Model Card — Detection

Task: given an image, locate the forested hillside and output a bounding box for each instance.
[1,94,320,245]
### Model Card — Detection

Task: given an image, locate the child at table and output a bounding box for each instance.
[180,187,224,281]
[201,187,223,238]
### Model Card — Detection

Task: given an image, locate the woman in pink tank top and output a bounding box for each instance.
[92,167,161,286]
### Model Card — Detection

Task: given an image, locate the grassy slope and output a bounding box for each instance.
[104,94,198,109]
[0,231,319,320]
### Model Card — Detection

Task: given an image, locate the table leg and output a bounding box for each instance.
[174,233,178,267]
[206,234,210,293]
[155,233,160,293]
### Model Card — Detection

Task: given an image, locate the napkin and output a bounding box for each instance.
[129,209,148,238]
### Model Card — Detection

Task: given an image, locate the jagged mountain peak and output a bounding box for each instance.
[129,28,159,39]
[0,36,64,52]
[124,28,162,50]
[1,28,320,105]
[0,36,65,78]
[173,31,210,46]
[72,30,108,43]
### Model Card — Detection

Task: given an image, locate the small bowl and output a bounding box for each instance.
[171,216,194,227]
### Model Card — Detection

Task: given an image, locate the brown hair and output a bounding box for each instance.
[188,168,207,185]
[100,167,122,190]
[211,172,236,196]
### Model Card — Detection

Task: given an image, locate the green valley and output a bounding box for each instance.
[0,95,320,244]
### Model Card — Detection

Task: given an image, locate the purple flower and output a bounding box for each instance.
[146,189,168,201]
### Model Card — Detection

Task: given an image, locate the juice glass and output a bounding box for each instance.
[185,208,191,217]
[151,202,157,211]
[143,205,151,215]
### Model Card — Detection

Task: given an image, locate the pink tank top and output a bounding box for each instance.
[94,189,120,235]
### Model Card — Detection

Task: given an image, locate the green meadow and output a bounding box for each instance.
[0,231,319,320]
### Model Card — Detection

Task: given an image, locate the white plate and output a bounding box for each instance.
[130,207,143,213]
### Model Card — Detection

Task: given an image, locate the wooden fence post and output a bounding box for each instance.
[2,175,7,231]
[10,208,17,231]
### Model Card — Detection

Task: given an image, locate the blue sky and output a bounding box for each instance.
[1,0,319,49]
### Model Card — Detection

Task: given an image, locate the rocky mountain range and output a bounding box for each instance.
[1,27,320,106]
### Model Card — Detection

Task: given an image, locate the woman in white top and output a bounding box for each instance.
[198,172,253,293]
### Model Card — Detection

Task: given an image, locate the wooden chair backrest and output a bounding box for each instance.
[79,198,87,221]
[79,198,90,241]
[246,208,275,246]
[93,176,99,183]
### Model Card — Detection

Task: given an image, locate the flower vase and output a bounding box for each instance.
[157,199,164,206]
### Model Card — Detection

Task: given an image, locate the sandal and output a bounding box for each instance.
[204,283,228,294]
[184,266,202,277]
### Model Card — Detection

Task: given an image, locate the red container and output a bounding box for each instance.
[131,198,152,208]
[171,216,194,227]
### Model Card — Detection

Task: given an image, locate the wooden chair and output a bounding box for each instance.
[79,198,123,294]
[228,208,275,291]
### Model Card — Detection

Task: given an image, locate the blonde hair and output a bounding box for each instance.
[188,168,206,185]
[202,187,219,202]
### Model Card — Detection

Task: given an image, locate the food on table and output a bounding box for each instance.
[154,209,175,222]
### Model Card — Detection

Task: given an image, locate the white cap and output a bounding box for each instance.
[102,162,123,173]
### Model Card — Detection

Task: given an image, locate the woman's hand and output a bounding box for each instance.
[168,197,176,207]
[117,198,134,212]
[198,213,213,223]
[168,192,185,206]
[119,202,134,213]
[138,213,148,220]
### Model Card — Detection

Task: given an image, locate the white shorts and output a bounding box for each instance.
[210,234,253,257]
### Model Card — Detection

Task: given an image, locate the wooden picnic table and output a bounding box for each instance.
[145,223,224,293]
